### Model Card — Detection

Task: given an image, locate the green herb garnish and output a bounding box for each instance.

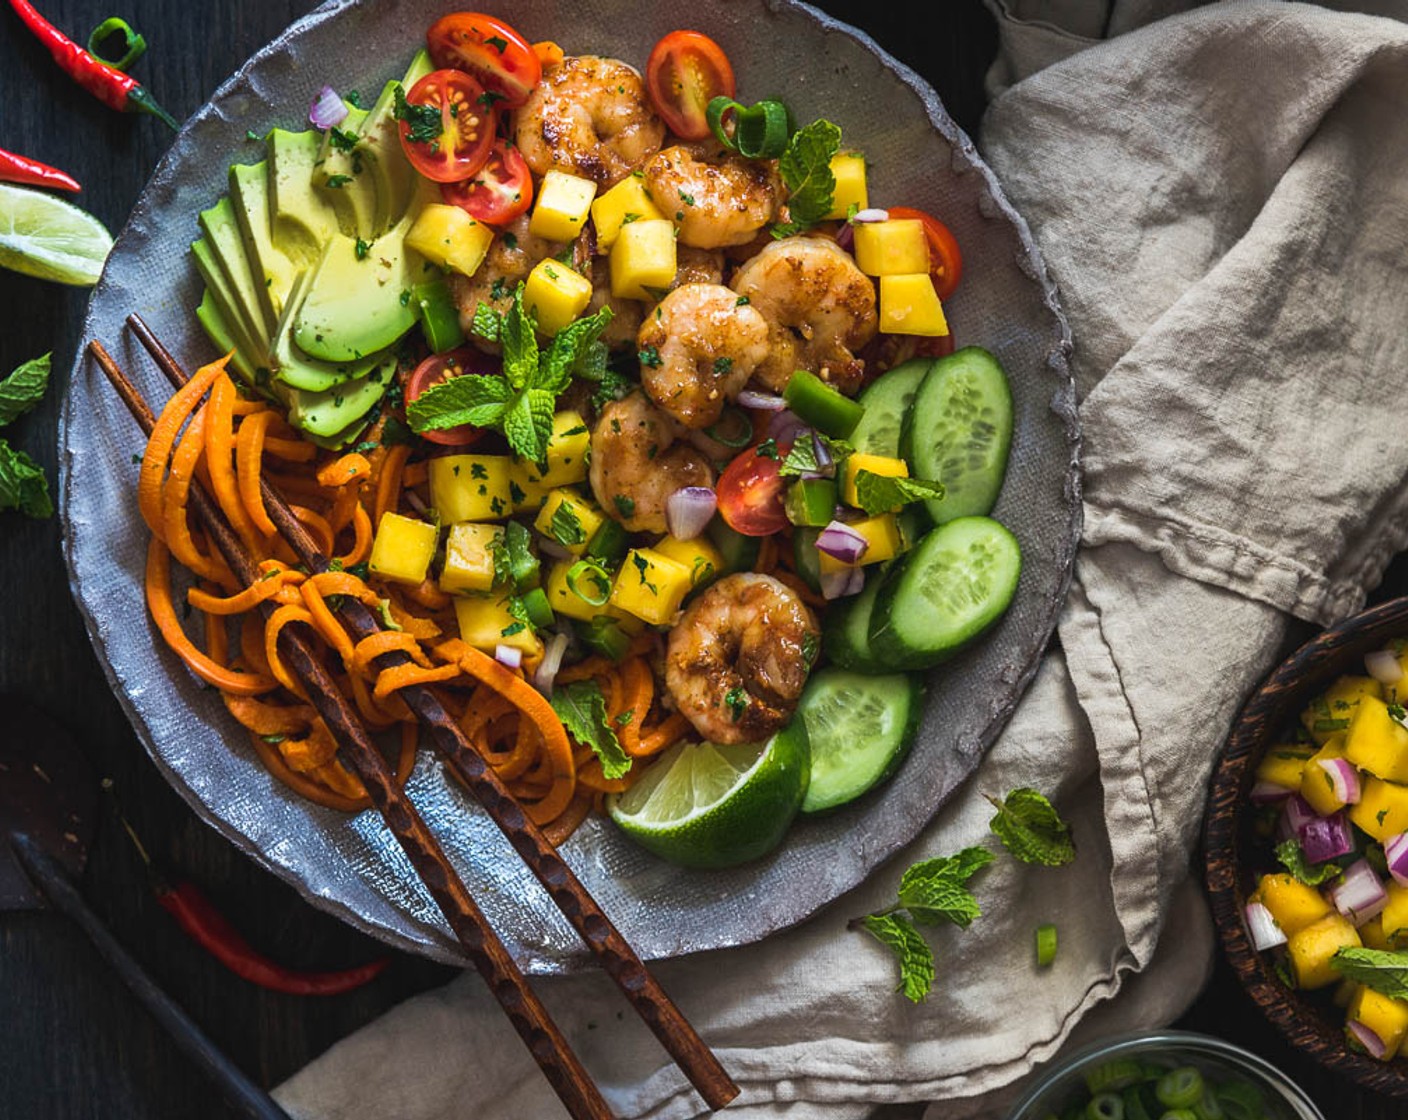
[550,680,631,780]
[987,788,1075,867]
[772,119,842,237]
[852,471,945,515]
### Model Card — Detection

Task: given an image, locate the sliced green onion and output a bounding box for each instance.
[1084,1059,1144,1095]
[707,95,793,159]
[1191,1088,1223,1120]
[1158,1112,1197,1120]
[1085,1092,1124,1120]
[1155,1068,1204,1110]
[566,559,611,606]
[1212,1081,1264,1120]
[520,587,555,630]
[580,615,630,661]
[87,16,147,72]
[585,518,628,565]
[704,407,753,448]
[1035,923,1057,967]
[503,520,540,590]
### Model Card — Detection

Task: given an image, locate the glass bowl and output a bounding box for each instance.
[1005,1030,1324,1119]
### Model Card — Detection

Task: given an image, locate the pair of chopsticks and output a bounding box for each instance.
[90,319,739,1120]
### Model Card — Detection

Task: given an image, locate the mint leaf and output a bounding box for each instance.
[471,303,503,341]
[407,375,513,432]
[778,433,853,479]
[858,913,933,1002]
[897,846,995,929]
[988,788,1075,867]
[500,285,538,390]
[1331,948,1408,999]
[773,119,842,237]
[0,439,52,518]
[539,305,614,393]
[502,388,556,462]
[0,353,51,427]
[852,470,945,515]
[549,680,631,780]
[1275,839,1343,886]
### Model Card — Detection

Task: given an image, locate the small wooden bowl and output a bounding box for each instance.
[1206,595,1408,1097]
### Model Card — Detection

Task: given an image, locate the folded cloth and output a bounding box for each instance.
[275,2,1408,1116]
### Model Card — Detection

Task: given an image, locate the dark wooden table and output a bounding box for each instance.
[0,1,1395,1117]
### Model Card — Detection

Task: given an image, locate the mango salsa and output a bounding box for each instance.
[853,219,929,276]
[610,218,676,301]
[610,547,693,626]
[817,514,904,575]
[429,454,513,524]
[1302,675,1382,745]
[453,593,542,659]
[653,535,724,590]
[523,258,593,335]
[841,452,909,510]
[368,512,438,585]
[535,489,606,556]
[1287,912,1361,990]
[878,273,949,337]
[528,170,597,242]
[823,152,868,220]
[1300,735,1350,815]
[544,558,612,622]
[591,174,664,249]
[440,523,503,595]
[1349,775,1408,841]
[1255,742,1316,790]
[1348,985,1408,1059]
[1254,872,1333,936]
[513,411,591,489]
[1345,695,1408,782]
[405,203,493,278]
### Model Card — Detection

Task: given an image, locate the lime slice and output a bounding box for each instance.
[0,184,114,286]
[607,723,810,869]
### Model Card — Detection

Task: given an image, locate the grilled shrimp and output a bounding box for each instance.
[672,246,725,288]
[637,284,769,428]
[730,235,878,394]
[666,573,820,745]
[643,144,781,249]
[450,214,561,345]
[587,257,645,351]
[515,56,665,187]
[589,394,714,533]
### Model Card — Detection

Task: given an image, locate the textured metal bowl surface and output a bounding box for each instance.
[60,0,1079,972]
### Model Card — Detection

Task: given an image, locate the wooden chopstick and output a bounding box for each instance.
[120,319,740,1113]
[89,340,616,1120]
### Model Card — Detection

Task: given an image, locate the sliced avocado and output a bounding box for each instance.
[293,232,418,362]
[270,271,392,392]
[314,103,377,239]
[195,289,259,386]
[229,161,298,334]
[356,51,433,233]
[268,129,339,268]
[197,198,272,353]
[191,240,269,375]
[285,356,395,440]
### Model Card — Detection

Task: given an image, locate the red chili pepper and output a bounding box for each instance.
[155,881,391,996]
[7,0,178,130]
[0,148,80,192]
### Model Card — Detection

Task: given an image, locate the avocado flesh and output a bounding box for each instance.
[229,161,297,334]
[357,52,433,233]
[293,231,419,362]
[194,290,258,385]
[271,271,392,393]
[197,198,273,352]
[285,357,396,439]
[269,129,340,268]
[191,239,270,378]
[314,104,377,239]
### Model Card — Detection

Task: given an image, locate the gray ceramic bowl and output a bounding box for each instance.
[61,0,1079,972]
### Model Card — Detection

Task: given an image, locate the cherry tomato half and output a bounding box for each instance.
[645,30,735,141]
[427,13,542,109]
[886,206,963,301]
[717,442,789,537]
[404,349,497,447]
[398,69,497,184]
[440,140,534,225]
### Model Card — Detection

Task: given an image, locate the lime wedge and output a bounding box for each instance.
[607,724,810,869]
[0,183,114,286]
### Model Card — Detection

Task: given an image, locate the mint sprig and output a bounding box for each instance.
[988,788,1075,867]
[0,354,53,519]
[1331,948,1408,999]
[852,470,945,515]
[0,353,51,426]
[858,914,934,1002]
[773,119,842,238]
[549,680,631,780]
[1275,838,1343,886]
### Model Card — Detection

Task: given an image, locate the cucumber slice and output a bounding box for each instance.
[868,516,1021,669]
[824,567,890,672]
[849,358,932,457]
[798,667,924,813]
[901,347,1013,524]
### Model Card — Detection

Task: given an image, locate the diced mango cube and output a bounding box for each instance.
[453,593,543,659]
[529,170,597,242]
[853,219,930,276]
[1301,735,1351,816]
[544,559,613,622]
[405,203,494,277]
[1287,912,1361,990]
[591,174,664,249]
[1254,872,1333,936]
[1348,985,1408,1059]
[368,512,438,585]
[439,523,503,594]
[429,454,513,523]
[1345,695,1408,782]
[1360,914,1396,951]
[653,535,724,589]
[523,258,594,335]
[1302,675,1382,744]
[513,412,591,489]
[535,489,606,556]
[610,548,694,625]
[817,514,904,575]
[609,218,676,301]
[824,151,868,220]
[1350,775,1408,841]
[1382,881,1408,945]
[1256,743,1317,791]
[878,273,949,337]
[508,460,552,513]
[841,452,909,510]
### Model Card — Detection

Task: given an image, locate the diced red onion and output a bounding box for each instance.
[1319,757,1363,805]
[494,644,523,670]
[666,486,717,540]
[736,389,787,411]
[1244,901,1287,951]
[798,432,836,481]
[817,519,870,565]
[538,536,572,561]
[1250,779,1296,805]
[767,409,810,445]
[1385,833,1408,887]
[852,208,890,223]
[309,85,348,130]
[1278,795,1319,843]
[1331,859,1388,926]
[533,631,570,696]
[835,223,855,253]
[820,565,865,601]
[1348,1020,1388,1060]
[1301,811,1354,864]
[1366,649,1403,685]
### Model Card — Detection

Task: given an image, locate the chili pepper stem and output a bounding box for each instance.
[126,86,179,131]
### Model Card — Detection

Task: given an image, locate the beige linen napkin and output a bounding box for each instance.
[276,2,1408,1116]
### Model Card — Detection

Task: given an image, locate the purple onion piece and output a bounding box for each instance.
[1385,832,1408,886]
[1300,811,1355,864]
[666,486,717,541]
[1281,794,1318,838]
[834,223,855,254]
[1250,779,1295,805]
[309,85,349,130]
[816,519,869,565]
[1319,757,1363,805]
[1348,1020,1388,1060]
[852,208,890,223]
[495,644,523,670]
[736,389,787,411]
[767,409,811,445]
[1244,901,1287,951]
[820,565,865,601]
[533,631,570,697]
[1331,859,1388,926]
